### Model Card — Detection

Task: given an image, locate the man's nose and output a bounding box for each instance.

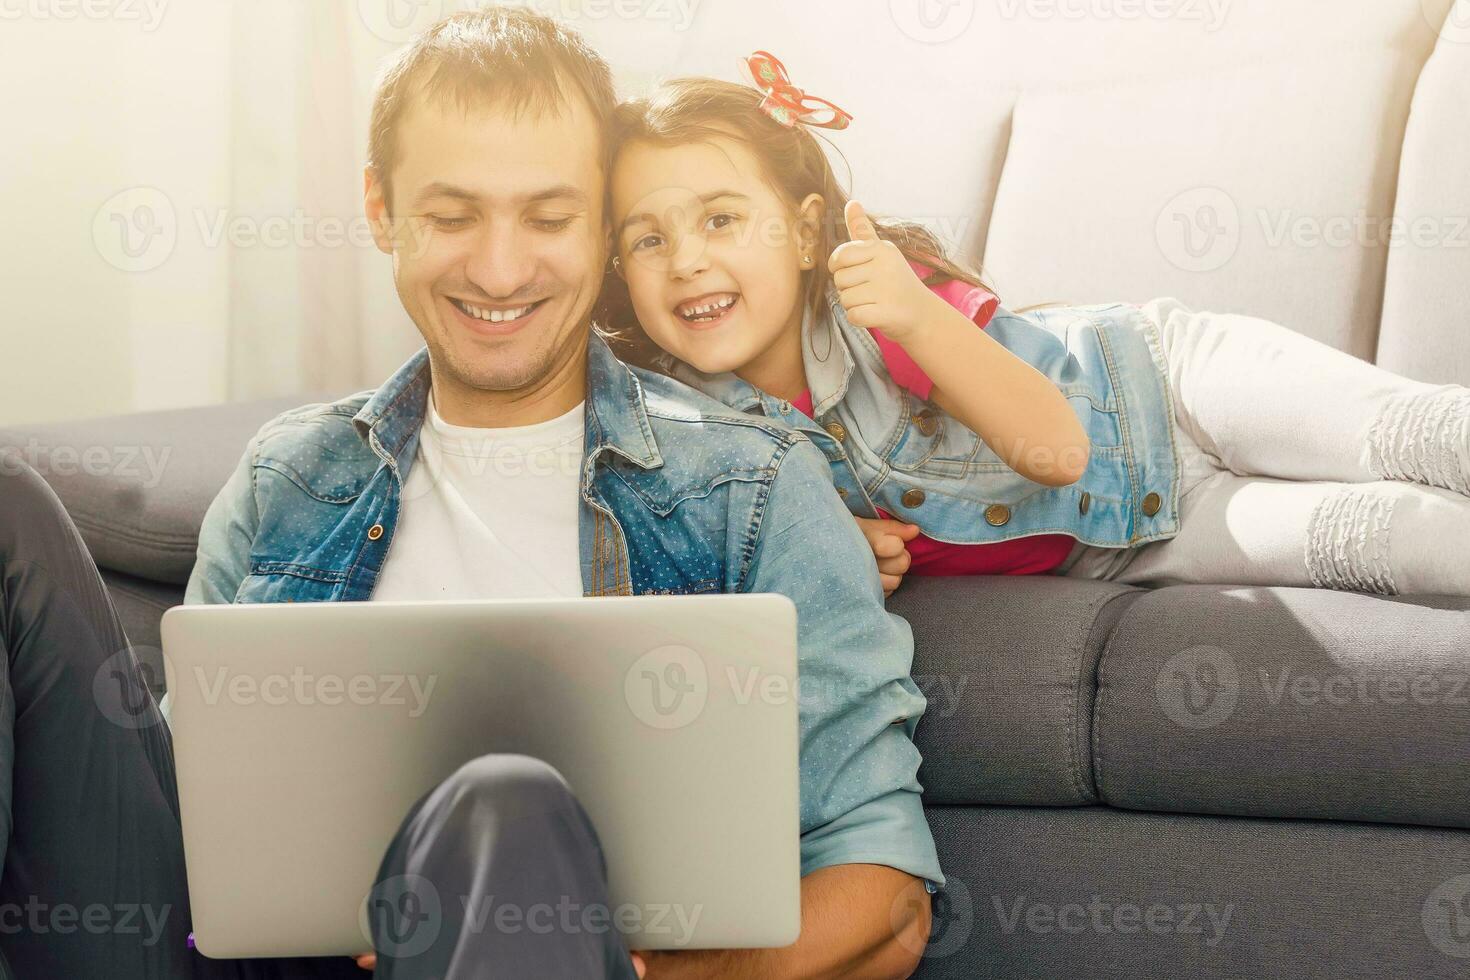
[463,220,538,298]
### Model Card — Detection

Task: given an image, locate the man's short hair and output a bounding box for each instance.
[367,6,617,213]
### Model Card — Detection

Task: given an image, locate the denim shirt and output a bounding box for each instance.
[671,289,1184,550]
[184,332,944,888]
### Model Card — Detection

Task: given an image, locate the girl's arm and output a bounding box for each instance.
[829,202,1089,487]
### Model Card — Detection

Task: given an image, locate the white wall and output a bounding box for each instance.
[1,2,232,426]
[4,0,1455,425]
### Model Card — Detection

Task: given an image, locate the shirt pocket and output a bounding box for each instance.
[235,562,346,603]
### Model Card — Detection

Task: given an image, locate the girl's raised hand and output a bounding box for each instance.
[827,200,940,344]
[853,516,920,597]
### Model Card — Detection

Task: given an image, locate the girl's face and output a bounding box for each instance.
[610,135,820,379]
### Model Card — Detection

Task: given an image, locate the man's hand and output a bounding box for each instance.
[854,517,920,597]
[355,952,375,971]
[828,200,943,344]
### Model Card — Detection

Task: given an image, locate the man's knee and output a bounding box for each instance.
[0,452,72,552]
[439,753,580,823]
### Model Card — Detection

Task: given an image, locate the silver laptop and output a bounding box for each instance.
[161,595,800,959]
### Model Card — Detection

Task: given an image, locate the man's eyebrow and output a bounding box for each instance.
[410,182,588,208]
[618,189,750,235]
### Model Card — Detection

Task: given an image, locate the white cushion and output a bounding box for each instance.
[1377,5,1470,385]
[981,49,1425,359]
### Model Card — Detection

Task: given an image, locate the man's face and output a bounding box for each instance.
[367,91,608,395]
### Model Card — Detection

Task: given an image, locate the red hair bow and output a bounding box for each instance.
[739,51,853,131]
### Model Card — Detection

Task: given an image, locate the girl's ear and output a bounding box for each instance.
[796,193,825,267]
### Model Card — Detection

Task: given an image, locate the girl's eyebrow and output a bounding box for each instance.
[618,189,750,235]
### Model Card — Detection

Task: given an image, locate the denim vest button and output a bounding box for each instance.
[901,488,926,508]
[913,410,939,437]
[1079,492,1091,515]
[1141,492,1162,516]
[367,523,384,540]
[985,504,1011,526]
[825,421,848,442]
[837,487,849,498]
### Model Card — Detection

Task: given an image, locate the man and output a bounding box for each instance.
[0,8,941,978]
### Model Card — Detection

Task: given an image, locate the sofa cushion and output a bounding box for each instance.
[0,394,340,585]
[1377,18,1470,386]
[893,575,1142,807]
[1094,585,1470,829]
[917,804,1470,979]
[982,48,1428,361]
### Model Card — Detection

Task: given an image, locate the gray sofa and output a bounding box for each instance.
[4,398,1469,979]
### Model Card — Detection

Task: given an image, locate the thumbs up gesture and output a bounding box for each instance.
[827,200,940,344]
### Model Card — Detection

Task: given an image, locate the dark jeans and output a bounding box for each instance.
[0,456,640,980]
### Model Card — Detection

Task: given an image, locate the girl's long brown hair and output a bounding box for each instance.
[595,75,995,370]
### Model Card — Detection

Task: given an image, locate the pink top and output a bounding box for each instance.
[792,263,1075,577]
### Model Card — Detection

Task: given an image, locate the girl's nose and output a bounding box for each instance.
[666,232,711,281]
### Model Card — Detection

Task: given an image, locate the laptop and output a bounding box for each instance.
[161,594,800,959]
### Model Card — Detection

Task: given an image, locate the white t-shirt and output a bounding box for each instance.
[371,391,585,601]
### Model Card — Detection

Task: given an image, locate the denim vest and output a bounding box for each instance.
[183,332,945,888]
[671,290,1183,550]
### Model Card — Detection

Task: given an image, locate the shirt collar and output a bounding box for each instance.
[353,332,663,476]
[668,287,857,417]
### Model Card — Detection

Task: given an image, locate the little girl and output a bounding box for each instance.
[598,52,1470,599]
